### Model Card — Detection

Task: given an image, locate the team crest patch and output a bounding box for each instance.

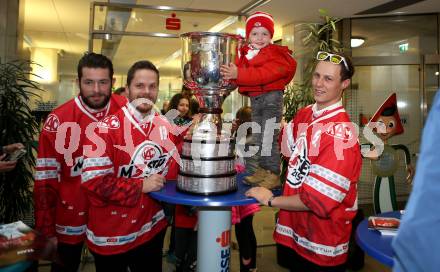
[254,22,261,27]
[98,115,120,129]
[118,141,170,178]
[325,123,354,141]
[287,134,311,188]
[43,114,60,132]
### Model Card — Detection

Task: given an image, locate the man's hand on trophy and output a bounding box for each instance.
[220,63,238,80]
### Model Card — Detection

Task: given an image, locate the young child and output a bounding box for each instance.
[232,106,260,272]
[169,92,198,272]
[221,11,297,189]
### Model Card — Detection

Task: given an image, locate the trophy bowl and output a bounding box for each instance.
[178,32,243,195]
[181,32,243,95]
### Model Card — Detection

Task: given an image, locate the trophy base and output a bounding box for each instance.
[178,133,237,195]
[177,172,237,195]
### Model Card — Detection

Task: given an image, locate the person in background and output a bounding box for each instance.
[221,11,296,190]
[81,60,178,272]
[168,92,198,272]
[33,52,126,272]
[246,51,361,272]
[232,106,260,272]
[113,86,129,97]
[181,85,199,118]
[392,90,440,272]
[169,93,192,127]
[0,143,24,172]
[161,100,170,115]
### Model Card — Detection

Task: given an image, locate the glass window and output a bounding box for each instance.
[352,15,437,57]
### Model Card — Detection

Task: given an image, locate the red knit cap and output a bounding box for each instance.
[245,11,274,38]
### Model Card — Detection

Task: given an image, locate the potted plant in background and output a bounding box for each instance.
[0,60,41,224]
[283,9,343,122]
[280,9,343,183]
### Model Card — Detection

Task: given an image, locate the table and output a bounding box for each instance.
[355,211,402,267]
[0,262,31,272]
[150,173,280,272]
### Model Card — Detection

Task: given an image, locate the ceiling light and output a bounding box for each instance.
[397,101,407,108]
[236,28,245,37]
[241,0,272,14]
[351,37,365,48]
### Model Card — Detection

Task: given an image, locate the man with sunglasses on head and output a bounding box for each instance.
[247,51,362,271]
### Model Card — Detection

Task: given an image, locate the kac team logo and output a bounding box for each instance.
[142,146,157,162]
[118,141,169,178]
[43,114,60,132]
[287,134,311,188]
[98,115,120,129]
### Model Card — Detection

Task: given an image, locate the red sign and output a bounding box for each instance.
[216,230,230,247]
[166,13,181,30]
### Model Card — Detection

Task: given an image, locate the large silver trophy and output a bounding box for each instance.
[177,32,243,195]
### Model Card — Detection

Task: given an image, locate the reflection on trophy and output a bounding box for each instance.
[177,32,243,195]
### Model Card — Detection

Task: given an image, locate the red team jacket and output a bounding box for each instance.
[275,102,362,266]
[34,94,127,244]
[81,104,179,255]
[236,43,297,97]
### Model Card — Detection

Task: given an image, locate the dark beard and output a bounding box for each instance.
[80,94,111,109]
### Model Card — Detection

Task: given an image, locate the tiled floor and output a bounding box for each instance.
[39,206,390,272]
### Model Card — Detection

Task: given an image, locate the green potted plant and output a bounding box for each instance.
[0,60,42,223]
[280,10,343,180]
[283,9,343,122]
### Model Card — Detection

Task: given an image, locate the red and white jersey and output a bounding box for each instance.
[34,94,127,244]
[81,104,178,255]
[275,101,362,266]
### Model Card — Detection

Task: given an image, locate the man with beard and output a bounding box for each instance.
[80,60,179,272]
[33,52,126,272]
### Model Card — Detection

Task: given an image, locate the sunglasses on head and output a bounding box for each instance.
[316,51,350,71]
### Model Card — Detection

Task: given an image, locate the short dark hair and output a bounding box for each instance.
[236,106,252,123]
[319,51,355,81]
[77,52,113,81]
[113,87,126,95]
[126,60,159,86]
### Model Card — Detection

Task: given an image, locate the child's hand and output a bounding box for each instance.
[220,63,238,80]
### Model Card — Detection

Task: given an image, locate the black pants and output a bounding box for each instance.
[51,242,84,272]
[235,215,257,272]
[91,230,166,272]
[174,227,197,272]
[278,244,346,272]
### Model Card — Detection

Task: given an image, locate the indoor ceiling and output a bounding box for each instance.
[23,0,440,78]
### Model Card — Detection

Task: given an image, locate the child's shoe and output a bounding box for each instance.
[258,171,281,190]
[244,167,266,185]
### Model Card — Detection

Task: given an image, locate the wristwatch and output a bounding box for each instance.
[267,195,275,207]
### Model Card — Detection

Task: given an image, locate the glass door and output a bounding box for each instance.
[422,54,440,121]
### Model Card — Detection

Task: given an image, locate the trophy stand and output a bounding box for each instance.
[177,32,243,195]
